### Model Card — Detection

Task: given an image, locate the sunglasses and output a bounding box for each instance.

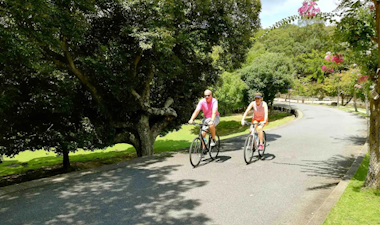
[204,95,211,98]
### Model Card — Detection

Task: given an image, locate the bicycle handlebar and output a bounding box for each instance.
[187,122,206,126]
[244,121,264,126]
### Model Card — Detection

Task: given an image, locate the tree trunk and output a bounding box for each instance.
[135,115,155,157]
[353,90,358,112]
[365,93,370,143]
[337,89,339,106]
[365,98,380,188]
[365,2,380,189]
[62,147,70,170]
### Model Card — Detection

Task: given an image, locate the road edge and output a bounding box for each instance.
[306,142,369,225]
[0,107,304,197]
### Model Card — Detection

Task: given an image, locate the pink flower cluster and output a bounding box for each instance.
[321,65,334,73]
[298,1,321,18]
[354,84,362,89]
[325,54,344,64]
[321,53,344,73]
[358,75,369,83]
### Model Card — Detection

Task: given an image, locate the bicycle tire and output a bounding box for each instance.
[243,135,254,164]
[209,134,220,160]
[258,131,267,158]
[189,137,202,167]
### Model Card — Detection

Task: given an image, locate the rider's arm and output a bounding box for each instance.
[241,102,254,124]
[210,99,218,123]
[189,109,200,124]
[189,100,203,124]
[263,102,268,123]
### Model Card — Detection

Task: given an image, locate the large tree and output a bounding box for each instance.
[0,28,105,169]
[0,0,261,157]
[332,0,380,188]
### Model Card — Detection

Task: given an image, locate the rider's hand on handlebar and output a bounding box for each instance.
[241,119,245,126]
[188,120,194,124]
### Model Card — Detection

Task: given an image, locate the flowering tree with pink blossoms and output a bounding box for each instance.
[298,1,321,18]
[260,0,380,189]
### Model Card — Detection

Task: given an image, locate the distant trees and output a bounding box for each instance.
[240,53,294,106]
[213,72,247,115]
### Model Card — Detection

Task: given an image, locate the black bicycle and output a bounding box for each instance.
[189,122,220,167]
[243,121,267,164]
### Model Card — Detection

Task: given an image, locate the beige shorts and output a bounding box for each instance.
[201,115,220,131]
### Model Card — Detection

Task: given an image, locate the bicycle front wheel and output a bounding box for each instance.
[258,131,267,158]
[209,134,220,160]
[244,135,254,164]
[189,137,202,167]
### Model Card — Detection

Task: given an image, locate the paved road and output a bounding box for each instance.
[0,104,367,225]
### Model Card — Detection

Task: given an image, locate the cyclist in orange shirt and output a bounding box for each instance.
[241,93,268,151]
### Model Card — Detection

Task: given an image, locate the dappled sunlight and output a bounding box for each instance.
[154,140,191,153]
[0,158,211,225]
[274,154,357,191]
[221,133,282,153]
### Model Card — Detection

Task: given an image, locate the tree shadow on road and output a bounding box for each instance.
[0,157,211,225]
[274,154,358,191]
[332,134,367,146]
[220,133,282,153]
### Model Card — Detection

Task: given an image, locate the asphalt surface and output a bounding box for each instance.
[0,103,367,225]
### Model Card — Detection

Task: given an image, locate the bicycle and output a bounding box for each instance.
[243,121,267,164]
[189,122,220,167]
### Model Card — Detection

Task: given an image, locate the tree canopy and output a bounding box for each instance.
[0,0,262,161]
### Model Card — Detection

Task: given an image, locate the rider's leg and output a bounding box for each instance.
[202,131,207,148]
[209,124,216,140]
[257,125,264,144]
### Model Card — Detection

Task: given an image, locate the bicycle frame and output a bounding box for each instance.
[194,123,212,150]
[246,122,264,144]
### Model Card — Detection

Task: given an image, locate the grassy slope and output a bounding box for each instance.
[1,112,293,177]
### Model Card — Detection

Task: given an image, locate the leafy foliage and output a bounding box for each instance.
[0,0,261,158]
[240,53,294,105]
[213,72,247,115]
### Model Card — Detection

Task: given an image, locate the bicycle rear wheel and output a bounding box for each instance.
[189,137,202,167]
[209,134,220,160]
[243,135,254,164]
[258,131,267,158]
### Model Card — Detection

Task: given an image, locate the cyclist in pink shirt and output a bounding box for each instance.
[188,89,220,147]
[241,92,268,151]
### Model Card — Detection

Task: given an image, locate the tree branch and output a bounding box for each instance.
[152,116,176,138]
[111,121,135,129]
[60,36,112,120]
[133,50,143,77]
[113,131,138,147]
[142,67,154,102]
[147,107,177,117]
[131,88,145,108]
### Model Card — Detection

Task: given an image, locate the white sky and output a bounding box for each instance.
[260,0,341,28]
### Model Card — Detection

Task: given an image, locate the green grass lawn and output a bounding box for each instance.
[0,111,293,182]
[324,154,380,225]
[335,106,368,118]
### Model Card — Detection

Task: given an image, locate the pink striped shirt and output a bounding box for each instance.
[196,98,220,118]
[253,101,268,120]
